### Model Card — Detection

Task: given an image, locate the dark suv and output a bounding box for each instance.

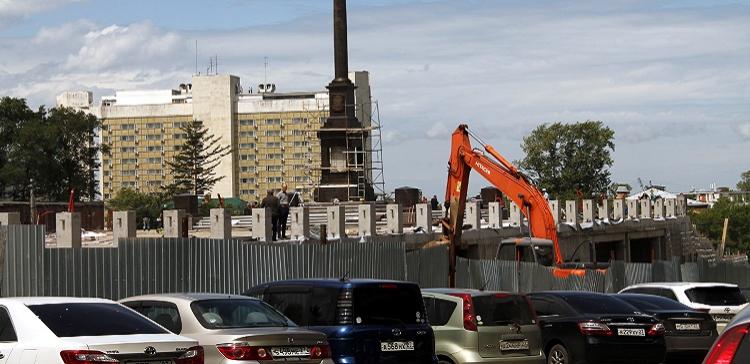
[245,279,437,364]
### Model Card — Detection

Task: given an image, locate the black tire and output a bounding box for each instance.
[547,344,570,364]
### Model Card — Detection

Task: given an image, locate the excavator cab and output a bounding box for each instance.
[497,237,555,266]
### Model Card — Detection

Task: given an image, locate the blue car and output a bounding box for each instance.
[245,279,438,364]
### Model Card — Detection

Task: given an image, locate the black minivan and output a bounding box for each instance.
[245,279,437,364]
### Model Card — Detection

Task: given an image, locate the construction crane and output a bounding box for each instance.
[442,124,605,287]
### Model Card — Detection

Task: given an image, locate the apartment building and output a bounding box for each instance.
[58,71,375,203]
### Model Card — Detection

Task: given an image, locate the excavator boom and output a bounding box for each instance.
[444,124,564,286]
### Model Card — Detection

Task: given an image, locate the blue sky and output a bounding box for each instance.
[1,0,748,197]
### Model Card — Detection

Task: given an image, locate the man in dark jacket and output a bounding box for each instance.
[260,189,280,241]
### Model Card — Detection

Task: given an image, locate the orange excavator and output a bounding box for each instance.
[442,124,605,287]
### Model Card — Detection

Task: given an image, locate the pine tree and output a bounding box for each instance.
[165,120,231,196]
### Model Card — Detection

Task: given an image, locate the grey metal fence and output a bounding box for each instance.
[2,225,406,300]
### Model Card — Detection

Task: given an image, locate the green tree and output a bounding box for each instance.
[738,170,750,191]
[106,188,167,223]
[518,121,615,200]
[0,97,106,201]
[165,120,231,196]
[691,198,750,254]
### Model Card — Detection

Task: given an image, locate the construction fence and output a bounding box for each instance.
[1,225,749,299]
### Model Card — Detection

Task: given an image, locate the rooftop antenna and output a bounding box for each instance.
[215,54,218,74]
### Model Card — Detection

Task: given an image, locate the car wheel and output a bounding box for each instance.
[547,344,569,364]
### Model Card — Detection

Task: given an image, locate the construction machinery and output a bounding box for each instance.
[442,124,606,287]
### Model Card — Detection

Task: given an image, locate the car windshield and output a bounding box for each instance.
[617,295,692,311]
[353,283,426,325]
[564,295,639,315]
[28,303,167,337]
[191,299,291,329]
[685,287,747,306]
[473,294,535,326]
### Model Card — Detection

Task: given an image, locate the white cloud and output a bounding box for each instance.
[0,0,81,26]
[738,123,750,141]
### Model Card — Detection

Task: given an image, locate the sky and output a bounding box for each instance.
[1,0,748,197]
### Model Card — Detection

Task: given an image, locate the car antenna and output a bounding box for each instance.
[340,270,350,282]
[479,277,490,291]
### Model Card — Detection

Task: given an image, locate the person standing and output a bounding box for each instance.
[430,195,440,210]
[276,184,291,239]
[261,189,280,241]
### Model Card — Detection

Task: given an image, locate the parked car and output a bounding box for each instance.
[702,304,750,364]
[619,282,748,332]
[245,279,437,364]
[614,293,717,363]
[121,293,333,364]
[0,296,202,364]
[528,291,666,364]
[421,288,546,364]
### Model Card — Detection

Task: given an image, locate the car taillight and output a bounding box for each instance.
[217,343,273,361]
[175,346,204,364]
[310,345,331,359]
[648,323,666,336]
[577,321,613,336]
[60,350,118,363]
[449,293,477,331]
[704,324,749,364]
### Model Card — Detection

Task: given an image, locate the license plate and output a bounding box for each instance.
[381,341,414,351]
[500,340,529,351]
[618,328,645,336]
[675,323,701,331]
[270,347,310,357]
[713,314,734,323]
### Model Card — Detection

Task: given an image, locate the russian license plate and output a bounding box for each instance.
[618,328,646,336]
[270,347,310,357]
[500,339,529,351]
[675,323,701,331]
[713,314,734,323]
[381,341,415,351]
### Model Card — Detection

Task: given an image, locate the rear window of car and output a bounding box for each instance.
[191,299,291,329]
[685,287,747,306]
[353,284,427,325]
[28,303,167,337]
[617,295,692,311]
[563,295,639,315]
[473,294,535,326]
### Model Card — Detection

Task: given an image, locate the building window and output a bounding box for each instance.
[145,122,162,129]
[266,153,283,160]
[240,119,255,126]
[239,143,256,149]
[265,130,281,137]
[146,157,162,164]
[147,181,161,186]
[173,133,187,139]
[241,166,257,173]
[121,124,135,130]
[120,135,136,142]
[147,169,161,175]
[266,165,282,172]
[145,134,161,141]
[240,189,256,196]
[291,117,307,124]
[103,171,110,176]
[120,147,136,153]
[267,177,284,183]
[240,154,256,161]
[293,152,310,159]
[266,142,282,148]
[292,130,305,136]
[121,158,137,164]
[241,178,256,184]
[265,118,282,125]
[121,170,136,176]
[102,137,110,143]
[293,141,309,147]
[173,122,188,129]
[294,176,307,183]
[240,131,255,138]
[146,146,163,152]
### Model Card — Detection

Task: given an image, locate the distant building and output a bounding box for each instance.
[57,71,382,203]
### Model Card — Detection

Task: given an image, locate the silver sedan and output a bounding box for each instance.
[121,293,334,364]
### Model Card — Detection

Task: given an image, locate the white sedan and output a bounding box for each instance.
[0,297,203,364]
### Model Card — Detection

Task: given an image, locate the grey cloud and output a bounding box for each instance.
[738,123,750,141]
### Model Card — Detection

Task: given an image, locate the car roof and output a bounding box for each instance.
[422,288,520,296]
[624,282,738,289]
[529,291,610,298]
[120,293,256,302]
[0,297,115,305]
